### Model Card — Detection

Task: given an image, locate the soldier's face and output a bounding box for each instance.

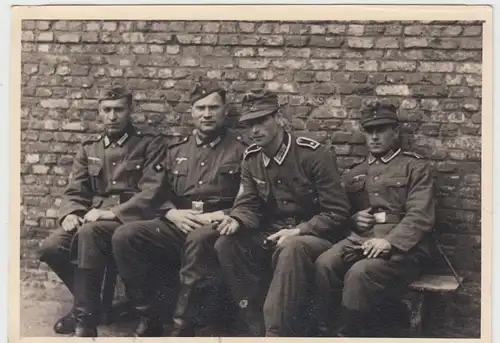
[99,98,131,136]
[363,124,400,156]
[191,92,226,134]
[247,115,280,147]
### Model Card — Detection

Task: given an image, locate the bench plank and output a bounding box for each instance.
[409,274,463,292]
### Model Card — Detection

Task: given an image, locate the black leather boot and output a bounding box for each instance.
[53,308,77,335]
[134,307,164,337]
[169,285,198,337]
[72,268,104,337]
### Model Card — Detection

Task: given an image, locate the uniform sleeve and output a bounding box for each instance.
[57,145,93,225]
[110,135,168,223]
[385,161,436,252]
[229,159,262,230]
[296,148,351,239]
[156,144,178,217]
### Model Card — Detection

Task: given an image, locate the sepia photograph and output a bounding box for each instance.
[10,4,492,342]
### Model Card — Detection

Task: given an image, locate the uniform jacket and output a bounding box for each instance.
[342,148,436,255]
[159,129,248,215]
[229,131,350,241]
[57,124,167,225]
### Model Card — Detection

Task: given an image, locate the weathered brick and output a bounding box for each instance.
[272,59,307,70]
[257,48,282,57]
[380,61,416,72]
[55,33,80,43]
[40,99,70,109]
[345,60,377,72]
[238,59,270,69]
[375,37,399,49]
[419,62,454,73]
[308,59,341,71]
[456,63,482,74]
[347,37,374,49]
[459,38,482,49]
[348,24,365,36]
[260,35,285,46]
[403,37,429,48]
[238,22,255,33]
[235,47,256,57]
[463,26,482,36]
[309,36,344,48]
[465,75,482,86]
[375,85,410,96]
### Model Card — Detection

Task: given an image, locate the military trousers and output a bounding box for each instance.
[39,220,123,293]
[215,230,332,337]
[313,237,425,332]
[111,218,223,311]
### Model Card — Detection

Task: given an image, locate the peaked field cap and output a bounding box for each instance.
[190,78,226,104]
[239,89,280,122]
[99,86,132,102]
[361,102,399,128]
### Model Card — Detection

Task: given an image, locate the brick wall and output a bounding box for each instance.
[20,20,482,337]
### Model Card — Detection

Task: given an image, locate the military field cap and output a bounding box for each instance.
[98,86,133,104]
[190,78,226,104]
[239,89,280,123]
[361,102,399,128]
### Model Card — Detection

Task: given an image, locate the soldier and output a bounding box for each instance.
[111,79,248,337]
[313,102,436,337]
[38,87,167,337]
[213,90,350,337]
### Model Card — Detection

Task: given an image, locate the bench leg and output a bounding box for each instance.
[402,291,425,337]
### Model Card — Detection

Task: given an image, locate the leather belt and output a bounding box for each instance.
[175,198,235,213]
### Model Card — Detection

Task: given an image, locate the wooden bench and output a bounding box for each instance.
[403,274,463,336]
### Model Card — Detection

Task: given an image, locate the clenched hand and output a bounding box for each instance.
[83,209,116,223]
[353,207,375,232]
[61,214,84,232]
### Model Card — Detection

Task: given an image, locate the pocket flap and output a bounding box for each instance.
[346,180,365,192]
[124,159,145,171]
[385,177,407,187]
[219,164,240,175]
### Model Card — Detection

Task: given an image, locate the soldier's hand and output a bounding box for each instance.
[353,208,375,231]
[83,209,116,223]
[362,238,391,259]
[216,216,240,235]
[267,228,301,246]
[166,209,210,234]
[197,211,226,223]
[61,214,84,232]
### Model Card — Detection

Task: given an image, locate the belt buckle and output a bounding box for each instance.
[191,201,204,214]
[374,212,387,224]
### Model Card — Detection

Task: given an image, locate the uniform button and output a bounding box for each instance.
[198,181,203,185]
[374,192,379,196]
[111,143,116,148]
[156,227,160,233]
[374,176,379,180]
[283,200,288,204]
[136,165,141,169]
[112,162,116,166]
[277,180,282,184]
[112,181,116,185]
[201,162,205,166]
[173,170,178,175]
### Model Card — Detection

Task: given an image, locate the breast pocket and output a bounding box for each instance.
[295,184,318,207]
[218,163,241,196]
[88,160,104,192]
[124,158,145,188]
[252,177,268,199]
[384,176,408,203]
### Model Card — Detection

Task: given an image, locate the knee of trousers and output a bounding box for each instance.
[214,235,239,263]
[185,224,219,246]
[342,260,383,308]
[314,251,344,284]
[111,222,141,255]
[273,236,311,265]
[39,233,69,263]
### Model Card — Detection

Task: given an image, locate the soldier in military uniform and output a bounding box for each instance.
[111,79,248,337]
[313,102,436,337]
[38,87,166,337]
[213,90,350,337]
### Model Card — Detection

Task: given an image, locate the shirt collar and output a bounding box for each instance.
[194,130,223,148]
[262,132,291,168]
[368,148,401,165]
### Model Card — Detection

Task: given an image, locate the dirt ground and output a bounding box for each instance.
[20,284,137,337]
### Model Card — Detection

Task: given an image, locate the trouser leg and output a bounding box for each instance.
[263,235,332,337]
[39,228,78,334]
[72,220,121,337]
[112,218,185,337]
[171,224,221,336]
[215,232,269,336]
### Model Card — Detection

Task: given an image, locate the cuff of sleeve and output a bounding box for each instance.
[384,234,410,252]
[296,222,311,235]
[230,215,246,230]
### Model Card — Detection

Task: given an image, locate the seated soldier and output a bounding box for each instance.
[38,87,166,337]
[214,90,350,337]
[111,79,248,337]
[313,102,436,337]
